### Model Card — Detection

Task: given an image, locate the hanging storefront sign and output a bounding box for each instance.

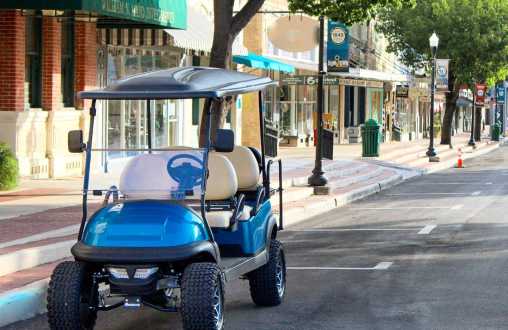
[496,86,505,104]
[327,21,349,72]
[268,15,319,52]
[435,59,450,91]
[280,75,383,88]
[475,83,487,106]
[396,85,409,98]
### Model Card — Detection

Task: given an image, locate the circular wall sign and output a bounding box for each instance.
[268,15,319,53]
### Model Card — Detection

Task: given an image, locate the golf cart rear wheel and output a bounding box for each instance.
[248,239,286,306]
[181,262,224,330]
[47,261,97,330]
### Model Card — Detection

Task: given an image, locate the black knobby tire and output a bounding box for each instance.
[248,239,286,306]
[181,262,225,330]
[47,261,97,330]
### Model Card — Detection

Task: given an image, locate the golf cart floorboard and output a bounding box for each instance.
[220,249,268,282]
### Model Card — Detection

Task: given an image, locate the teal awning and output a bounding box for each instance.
[1,0,187,29]
[233,53,295,73]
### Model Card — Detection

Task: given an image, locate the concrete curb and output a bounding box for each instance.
[0,240,75,277]
[0,279,49,328]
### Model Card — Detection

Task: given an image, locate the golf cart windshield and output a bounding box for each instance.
[100,148,206,201]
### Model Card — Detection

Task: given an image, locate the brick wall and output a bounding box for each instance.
[42,17,62,111]
[74,21,97,110]
[0,10,25,112]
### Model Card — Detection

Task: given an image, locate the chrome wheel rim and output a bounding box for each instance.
[212,281,224,329]
[275,256,285,297]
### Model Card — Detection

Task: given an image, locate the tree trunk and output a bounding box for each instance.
[198,0,266,147]
[440,74,458,145]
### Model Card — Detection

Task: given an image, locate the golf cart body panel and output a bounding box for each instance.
[81,201,209,248]
[213,200,274,256]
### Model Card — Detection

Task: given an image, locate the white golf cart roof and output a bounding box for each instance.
[78,66,277,100]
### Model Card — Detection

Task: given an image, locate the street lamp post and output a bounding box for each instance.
[426,32,439,158]
[308,15,328,187]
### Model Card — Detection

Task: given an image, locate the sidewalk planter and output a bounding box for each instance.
[361,119,380,157]
[492,122,501,141]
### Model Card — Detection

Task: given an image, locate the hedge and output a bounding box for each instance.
[0,142,18,190]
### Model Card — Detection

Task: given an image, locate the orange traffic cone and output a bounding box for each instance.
[456,148,463,168]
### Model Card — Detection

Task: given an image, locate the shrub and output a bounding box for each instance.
[0,142,18,190]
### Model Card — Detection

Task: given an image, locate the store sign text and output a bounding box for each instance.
[280,75,383,88]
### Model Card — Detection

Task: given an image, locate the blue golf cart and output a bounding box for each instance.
[47,67,285,330]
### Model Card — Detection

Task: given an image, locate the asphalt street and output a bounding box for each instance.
[5,145,508,330]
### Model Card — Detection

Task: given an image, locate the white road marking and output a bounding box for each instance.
[409,182,499,185]
[417,225,437,235]
[373,262,394,270]
[286,228,415,232]
[471,191,482,196]
[351,206,450,210]
[288,262,393,271]
[485,182,493,185]
[451,204,464,210]
[387,193,468,196]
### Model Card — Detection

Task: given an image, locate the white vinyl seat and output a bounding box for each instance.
[220,146,260,192]
[204,153,239,228]
[219,146,261,221]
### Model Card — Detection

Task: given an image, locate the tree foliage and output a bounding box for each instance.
[288,0,414,25]
[377,0,508,144]
[377,0,508,84]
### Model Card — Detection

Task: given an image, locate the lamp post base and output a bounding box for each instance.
[308,170,328,187]
[468,139,476,147]
[426,148,437,157]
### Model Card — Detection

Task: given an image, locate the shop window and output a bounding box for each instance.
[25,11,42,108]
[61,14,75,107]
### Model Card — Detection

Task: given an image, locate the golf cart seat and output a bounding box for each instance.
[220,146,260,192]
[205,153,252,227]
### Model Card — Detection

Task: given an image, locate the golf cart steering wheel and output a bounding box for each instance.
[166,154,204,193]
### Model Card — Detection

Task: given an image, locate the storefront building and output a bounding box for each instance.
[0,1,187,178]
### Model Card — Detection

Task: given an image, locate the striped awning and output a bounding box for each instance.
[165,6,247,54]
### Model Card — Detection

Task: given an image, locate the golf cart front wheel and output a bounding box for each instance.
[248,239,286,306]
[47,261,97,330]
[181,262,224,330]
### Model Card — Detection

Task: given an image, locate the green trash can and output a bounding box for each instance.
[492,122,501,141]
[361,119,380,157]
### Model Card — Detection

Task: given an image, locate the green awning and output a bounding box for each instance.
[1,0,187,29]
[233,53,295,73]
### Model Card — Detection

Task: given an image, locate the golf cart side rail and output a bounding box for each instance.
[266,158,283,230]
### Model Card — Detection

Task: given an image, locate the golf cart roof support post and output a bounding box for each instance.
[200,98,216,243]
[147,99,152,153]
[78,99,97,240]
[258,91,268,197]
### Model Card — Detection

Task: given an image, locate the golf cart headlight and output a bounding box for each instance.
[134,267,159,279]
[107,267,129,279]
